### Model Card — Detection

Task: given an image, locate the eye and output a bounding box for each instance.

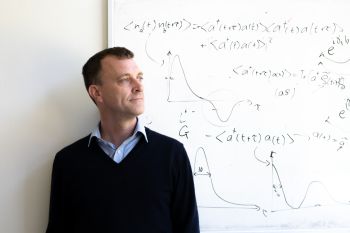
[118,76,131,83]
[137,75,144,82]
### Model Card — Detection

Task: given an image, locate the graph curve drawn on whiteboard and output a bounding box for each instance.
[109,0,350,231]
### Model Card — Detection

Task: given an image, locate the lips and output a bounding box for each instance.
[129,97,143,101]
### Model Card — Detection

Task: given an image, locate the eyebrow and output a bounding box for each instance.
[116,72,143,79]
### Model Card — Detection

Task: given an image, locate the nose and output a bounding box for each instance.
[131,77,143,93]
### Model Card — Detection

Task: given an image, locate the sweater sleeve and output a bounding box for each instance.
[46,154,70,233]
[171,144,200,233]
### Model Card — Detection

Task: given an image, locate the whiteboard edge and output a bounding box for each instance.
[107,0,115,47]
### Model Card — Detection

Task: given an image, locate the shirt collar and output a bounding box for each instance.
[88,117,148,147]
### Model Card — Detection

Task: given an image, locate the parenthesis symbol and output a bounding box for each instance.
[291,87,296,99]
[259,133,262,143]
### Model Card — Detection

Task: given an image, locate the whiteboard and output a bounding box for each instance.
[108,0,350,232]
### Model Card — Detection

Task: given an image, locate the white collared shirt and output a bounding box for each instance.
[88,118,148,163]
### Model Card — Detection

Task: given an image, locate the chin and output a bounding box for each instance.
[137,109,145,116]
[133,107,145,116]
[128,102,144,116]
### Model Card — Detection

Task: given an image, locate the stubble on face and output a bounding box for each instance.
[98,56,145,120]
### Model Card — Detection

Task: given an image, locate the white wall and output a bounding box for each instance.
[0,1,106,232]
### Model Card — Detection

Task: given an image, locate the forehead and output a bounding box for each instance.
[100,55,140,76]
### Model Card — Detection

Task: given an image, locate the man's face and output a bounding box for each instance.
[93,55,144,119]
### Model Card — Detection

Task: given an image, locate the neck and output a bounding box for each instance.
[99,115,137,147]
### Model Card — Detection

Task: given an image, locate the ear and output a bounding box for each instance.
[88,85,103,104]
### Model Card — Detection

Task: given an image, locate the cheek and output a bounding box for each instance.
[102,85,129,103]
[113,88,130,100]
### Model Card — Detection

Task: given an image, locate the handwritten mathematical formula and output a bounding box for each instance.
[112,0,350,227]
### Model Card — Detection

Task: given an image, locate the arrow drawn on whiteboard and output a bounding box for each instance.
[319,52,350,64]
[253,147,270,166]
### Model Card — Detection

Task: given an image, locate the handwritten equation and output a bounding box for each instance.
[112,0,350,228]
[124,18,344,35]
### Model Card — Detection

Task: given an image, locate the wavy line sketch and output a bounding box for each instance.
[195,145,350,216]
[166,53,254,124]
[271,162,350,212]
[254,147,350,213]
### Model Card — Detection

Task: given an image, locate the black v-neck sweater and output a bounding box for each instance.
[46,128,199,233]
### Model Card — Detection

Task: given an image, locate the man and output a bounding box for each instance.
[46,47,200,233]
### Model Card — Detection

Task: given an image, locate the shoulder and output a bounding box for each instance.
[145,127,183,148]
[54,135,91,164]
[145,127,189,163]
[145,129,194,178]
[145,127,180,144]
[57,135,90,154]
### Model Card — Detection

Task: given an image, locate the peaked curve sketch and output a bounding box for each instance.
[166,52,254,123]
[194,146,350,216]
[270,157,350,212]
[254,147,350,213]
[193,146,261,212]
